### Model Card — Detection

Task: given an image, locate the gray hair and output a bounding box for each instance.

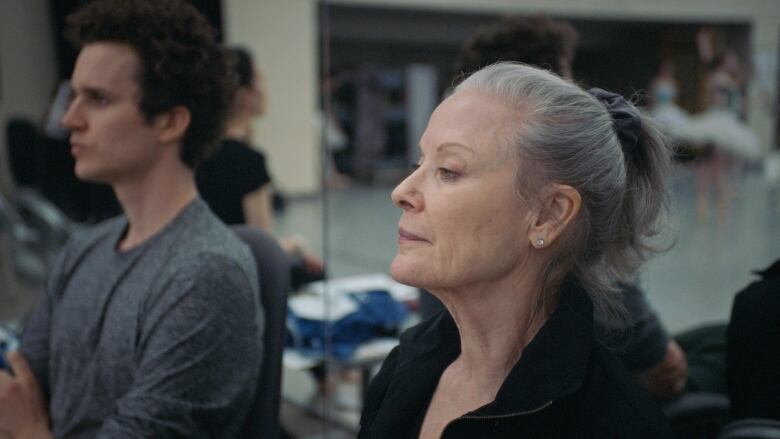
[455,62,672,319]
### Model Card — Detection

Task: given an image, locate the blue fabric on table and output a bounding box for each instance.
[0,325,19,371]
[287,290,407,360]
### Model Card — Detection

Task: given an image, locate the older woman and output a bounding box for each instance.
[358,63,674,438]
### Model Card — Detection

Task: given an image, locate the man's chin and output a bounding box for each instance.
[74,166,110,184]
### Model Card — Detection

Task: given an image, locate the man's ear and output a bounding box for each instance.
[154,106,191,145]
[528,184,581,249]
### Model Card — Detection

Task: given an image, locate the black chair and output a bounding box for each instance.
[0,193,47,285]
[664,391,731,438]
[231,225,290,439]
[718,419,780,439]
[6,118,40,188]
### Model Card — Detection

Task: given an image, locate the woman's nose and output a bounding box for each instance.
[391,171,423,212]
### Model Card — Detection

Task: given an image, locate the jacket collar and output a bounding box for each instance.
[754,258,780,277]
[394,277,595,416]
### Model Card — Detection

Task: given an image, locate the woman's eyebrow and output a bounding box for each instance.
[436,142,475,157]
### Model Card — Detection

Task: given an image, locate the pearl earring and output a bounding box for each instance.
[535,238,545,247]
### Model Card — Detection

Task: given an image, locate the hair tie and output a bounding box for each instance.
[588,88,642,153]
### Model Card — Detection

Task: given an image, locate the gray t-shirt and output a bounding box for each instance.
[20,198,263,438]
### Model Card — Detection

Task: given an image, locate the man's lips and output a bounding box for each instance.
[70,140,86,155]
[398,228,429,243]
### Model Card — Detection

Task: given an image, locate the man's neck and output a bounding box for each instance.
[113,157,198,251]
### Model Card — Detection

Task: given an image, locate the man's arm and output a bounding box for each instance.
[19,244,69,402]
[3,242,72,437]
[596,283,687,398]
[0,352,51,439]
[636,340,688,399]
[243,185,325,279]
[97,254,263,438]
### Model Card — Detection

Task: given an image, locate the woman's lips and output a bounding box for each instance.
[398,228,428,243]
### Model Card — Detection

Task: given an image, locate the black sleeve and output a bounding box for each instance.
[727,274,780,419]
[232,146,271,195]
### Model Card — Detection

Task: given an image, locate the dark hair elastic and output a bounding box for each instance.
[588,88,642,152]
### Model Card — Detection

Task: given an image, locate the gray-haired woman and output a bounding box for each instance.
[358,63,674,438]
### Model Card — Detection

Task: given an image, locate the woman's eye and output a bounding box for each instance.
[437,167,459,181]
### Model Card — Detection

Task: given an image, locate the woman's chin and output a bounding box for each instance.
[389,257,424,287]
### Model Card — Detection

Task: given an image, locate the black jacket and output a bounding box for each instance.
[727,259,780,420]
[358,280,673,438]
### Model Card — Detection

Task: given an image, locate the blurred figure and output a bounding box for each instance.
[197,48,272,228]
[454,14,578,80]
[649,60,691,139]
[318,75,352,189]
[687,31,760,222]
[351,68,387,184]
[709,50,747,121]
[2,1,263,437]
[197,47,324,288]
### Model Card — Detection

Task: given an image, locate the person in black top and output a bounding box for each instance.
[196,47,323,287]
[358,63,674,438]
[197,138,271,225]
[197,48,272,227]
[727,259,780,420]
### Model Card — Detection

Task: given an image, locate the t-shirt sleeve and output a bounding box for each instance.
[96,254,263,438]
[233,146,271,196]
[19,243,73,401]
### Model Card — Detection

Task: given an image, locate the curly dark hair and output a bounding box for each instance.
[65,0,236,168]
[454,15,579,80]
[229,47,254,88]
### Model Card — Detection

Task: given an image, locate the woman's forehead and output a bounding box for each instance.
[422,90,520,157]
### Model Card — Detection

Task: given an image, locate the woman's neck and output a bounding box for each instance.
[434,272,557,382]
[224,113,252,141]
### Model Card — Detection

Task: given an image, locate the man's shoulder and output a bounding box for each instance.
[734,259,780,309]
[72,214,125,242]
[159,200,256,280]
[136,202,260,320]
[57,215,126,263]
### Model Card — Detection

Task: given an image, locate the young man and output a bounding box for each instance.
[0,1,263,437]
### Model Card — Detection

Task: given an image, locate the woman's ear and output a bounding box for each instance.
[528,184,581,248]
[154,105,192,145]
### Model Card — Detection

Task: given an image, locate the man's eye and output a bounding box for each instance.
[88,93,110,105]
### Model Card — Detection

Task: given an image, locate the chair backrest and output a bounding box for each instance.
[6,117,39,188]
[664,391,731,438]
[231,225,290,439]
[718,419,780,439]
